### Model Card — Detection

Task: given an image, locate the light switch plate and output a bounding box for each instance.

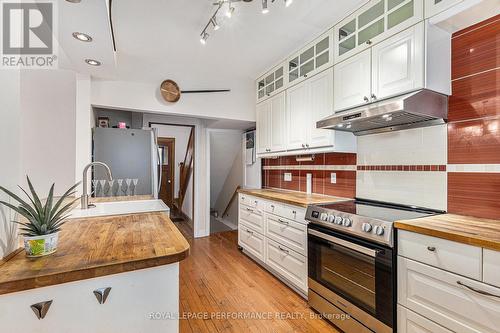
[330,172,337,184]
[284,172,292,182]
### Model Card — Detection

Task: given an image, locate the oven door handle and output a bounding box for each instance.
[308,229,378,258]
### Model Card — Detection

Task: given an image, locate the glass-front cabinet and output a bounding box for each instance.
[424,0,463,18]
[287,29,333,87]
[256,62,286,103]
[334,0,423,64]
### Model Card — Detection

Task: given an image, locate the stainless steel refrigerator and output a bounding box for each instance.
[93,127,161,198]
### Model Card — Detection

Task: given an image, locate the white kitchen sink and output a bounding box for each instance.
[69,199,170,219]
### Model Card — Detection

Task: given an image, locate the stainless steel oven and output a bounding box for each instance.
[308,223,394,332]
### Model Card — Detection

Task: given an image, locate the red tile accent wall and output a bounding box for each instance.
[448,14,500,219]
[262,153,357,198]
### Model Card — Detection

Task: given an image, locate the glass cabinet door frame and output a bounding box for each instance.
[334,0,423,64]
[256,62,287,103]
[286,29,334,88]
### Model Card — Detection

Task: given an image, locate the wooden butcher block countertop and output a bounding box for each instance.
[238,188,351,208]
[0,208,189,295]
[395,214,500,251]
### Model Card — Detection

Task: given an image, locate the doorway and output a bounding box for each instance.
[158,138,175,209]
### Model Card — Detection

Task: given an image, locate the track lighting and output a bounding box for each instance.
[285,0,293,7]
[200,32,209,45]
[211,18,220,31]
[262,0,269,14]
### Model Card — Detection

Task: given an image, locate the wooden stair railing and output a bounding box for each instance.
[221,185,241,218]
[176,128,194,211]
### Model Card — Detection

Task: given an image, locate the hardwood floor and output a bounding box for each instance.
[179,231,341,333]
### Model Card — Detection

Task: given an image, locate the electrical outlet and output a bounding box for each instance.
[284,173,292,182]
[330,172,337,184]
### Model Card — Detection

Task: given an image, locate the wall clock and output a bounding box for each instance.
[160,79,181,103]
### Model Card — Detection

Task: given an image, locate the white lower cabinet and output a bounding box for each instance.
[238,194,308,296]
[398,305,452,333]
[265,238,308,293]
[483,249,500,288]
[0,264,180,333]
[398,256,500,333]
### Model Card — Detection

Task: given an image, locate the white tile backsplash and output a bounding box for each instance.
[357,125,447,165]
[357,171,447,211]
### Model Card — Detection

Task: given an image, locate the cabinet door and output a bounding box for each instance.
[269,92,287,152]
[425,0,463,18]
[334,49,371,111]
[308,68,334,148]
[256,101,270,154]
[371,22,424,100]
[256,63,286,103]
[398,305,453,333]
[286,81,309,150]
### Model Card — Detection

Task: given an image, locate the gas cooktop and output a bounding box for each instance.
[305,198,444,247]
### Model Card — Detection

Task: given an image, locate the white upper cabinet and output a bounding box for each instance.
[269,93,287,152]
[256,62,286,103]
[371,22,424,100]
[333,49,372,111]
[334,0,424,64]
[286,68,339,151]
[286,82,310,150]
[256,92,286,154]
[287,30,334,87]
[424,0,464,18]
[309,68,335,148]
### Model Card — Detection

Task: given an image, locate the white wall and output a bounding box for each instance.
[209,130,244,208]
[149,124,193,220]
[92,79,255,122]
[20,70,77,196]
[0,70,21,259]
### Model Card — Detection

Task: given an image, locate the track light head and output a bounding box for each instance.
[200,31,209,45]
[211,17,220,30]
[225,3,235,18]
[262,0,269,14]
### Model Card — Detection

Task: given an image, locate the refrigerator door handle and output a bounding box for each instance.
[157,147,162,195]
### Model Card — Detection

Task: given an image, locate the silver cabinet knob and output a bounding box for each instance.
[427,246,436,252]
[30,300,53,320]
[301,144,305,148]
[363,96,369,103]
[93,287,112,304]
[371,93,377,100]
[366,40,372,45]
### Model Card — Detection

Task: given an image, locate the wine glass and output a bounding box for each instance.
[99,180,106,197]
[108,179,115,197]
[132,179,139,196]
[125,179,132,196]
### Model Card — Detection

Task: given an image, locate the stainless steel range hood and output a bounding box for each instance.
[317,89,448,136]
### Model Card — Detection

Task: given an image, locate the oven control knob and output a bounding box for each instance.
[342,218,352,227]
[334,216,343,225]
[374,225,384,236]
[362,223,373,233]
[328,215,335,223]
[320,213,328,221]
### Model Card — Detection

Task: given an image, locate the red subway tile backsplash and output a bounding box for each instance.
[324,171,356,198]
[448,172,500,220]
[448,118,500,164]
[449,69,500,122]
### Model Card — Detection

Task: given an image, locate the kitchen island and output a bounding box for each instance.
[0,205,189,333]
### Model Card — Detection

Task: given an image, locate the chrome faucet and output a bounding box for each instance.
[81,162,113,209]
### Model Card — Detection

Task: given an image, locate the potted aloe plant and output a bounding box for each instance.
[0,176,79,257]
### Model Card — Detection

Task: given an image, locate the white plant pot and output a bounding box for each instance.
[23,232,59,257]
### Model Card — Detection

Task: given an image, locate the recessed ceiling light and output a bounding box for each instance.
[65,0,81,3]
[337,124,344,128]
[72,32,92,42]
[85,59,101,66]
[285,0,293,7]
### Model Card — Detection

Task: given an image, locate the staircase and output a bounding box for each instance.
[173,128,194,218]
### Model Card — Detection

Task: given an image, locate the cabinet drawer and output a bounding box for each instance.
[239,206,265,234]
[483,249,500,288]
[266,202,306,223]
[239,194,266,210]
[398,257,500,333]
[266,215,307,256]
[239,223,266,263]
[397,305,452,333]
[265,239,307,292]
[398,230,482,280]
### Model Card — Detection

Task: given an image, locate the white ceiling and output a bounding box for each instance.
[86,0,365,86]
